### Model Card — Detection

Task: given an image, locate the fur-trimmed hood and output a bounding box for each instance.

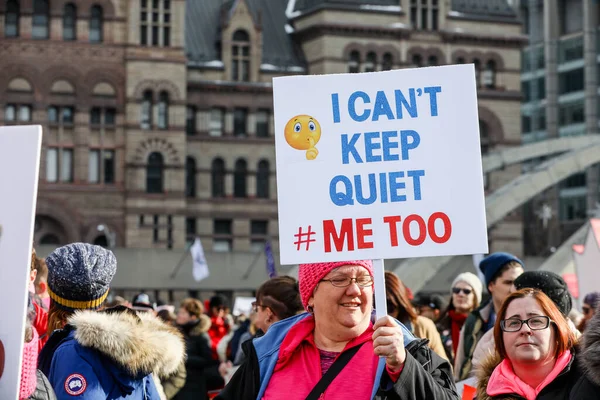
[185,314,211,337]
[580,308,600,386]
[475,352,522,400]
[68,308,185,379]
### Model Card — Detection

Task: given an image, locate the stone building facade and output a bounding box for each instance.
[1,0,526,280]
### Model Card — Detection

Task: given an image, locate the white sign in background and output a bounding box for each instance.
[0,126,42,399]
[573,219,600,310]
[273,65,488,265]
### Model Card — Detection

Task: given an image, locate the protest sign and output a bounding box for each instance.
[232,296,255,317]
[273,65,488,265]
[0,126,42,399]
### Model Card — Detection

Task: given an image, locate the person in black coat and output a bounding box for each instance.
[174,298,222,400]
[476,289,600,400]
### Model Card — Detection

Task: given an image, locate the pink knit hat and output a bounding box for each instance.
[298,260,374,309]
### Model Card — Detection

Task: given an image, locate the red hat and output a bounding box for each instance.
[298,260,374,309]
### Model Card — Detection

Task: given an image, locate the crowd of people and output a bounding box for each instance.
[16,243,600,399]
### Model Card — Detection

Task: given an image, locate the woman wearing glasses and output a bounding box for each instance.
[476,288,600,399]
[384,271,448,360]
[216,260,458,400]
[578,291,599,332]
[435,272,482,364]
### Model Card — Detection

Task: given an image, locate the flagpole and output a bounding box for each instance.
[169,241,193,279]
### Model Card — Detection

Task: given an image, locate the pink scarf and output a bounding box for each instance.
[487,351,573,400]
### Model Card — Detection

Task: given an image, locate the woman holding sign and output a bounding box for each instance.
[216,260,458,400]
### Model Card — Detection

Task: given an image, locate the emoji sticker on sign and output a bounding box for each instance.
[284,115,321,160]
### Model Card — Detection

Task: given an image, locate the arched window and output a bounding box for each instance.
[428,55,438,66]
[157,91,169,129]
[32,0,49,39]
[473,59,481,87]
[40,233,60,245]
[412,54,423,67]
[232,30,250,81]
[141,90,153,129]
[146,152,164,193]
[456,57,465,64]
[483,60,496,89]
[348,50,360,73]
[90,5,103,43]
[381,53,393,71]
[233,159,247,198]
[211,158,225,197]
[256,160,270,199]
[364,52,377,72]
[93,235,108,247]
[63,3,77,40]
[5,0,19,37]
[185,156,196,198]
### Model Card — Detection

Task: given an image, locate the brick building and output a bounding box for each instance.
[1,0,526,292]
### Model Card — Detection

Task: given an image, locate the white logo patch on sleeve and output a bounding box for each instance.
[64,373,87,396]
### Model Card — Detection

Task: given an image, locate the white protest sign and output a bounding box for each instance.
[273,65,488,265]
[232,296,255,317]
[0,126,42,399]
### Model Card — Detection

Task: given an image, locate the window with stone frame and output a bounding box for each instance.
[427,55,438,66]
[88,149,115,184]
[250,220,268,252]
[256,159,269,199]
[483,60,497,89]
[233,158,247,198]
[348,50,360,73]
[90,107,116,126]
[211,158,226,197]
[213,219,232,252]
[4,104,31,123]
[140,0,171,47]
[185,156,196,198]
[255,109,269,137]
[146,152,164,193]
[157,91,169,129]
[364,52,377,72]
[231,30,251,82]
[234,108,248,137]
[185,217,196,243]
[410,0,439,31]
[141,90,153,129]
[46,147,74,183]
[186,105,197,135]
[5,0,19,37]
[89,5,103,43]
[63,3,77,40]
[412,54,423,68]
[32,0,49,39]
[209,107,225,136]
[381,53,393,71]
[48,106,75,125]
[473,59,481,87]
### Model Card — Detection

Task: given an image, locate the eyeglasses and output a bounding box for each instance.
[251,301,265,313]
[320,276,374,288]
[452,287,472,295]
[500,316,552,332]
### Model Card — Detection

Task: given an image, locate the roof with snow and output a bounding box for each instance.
[185,0,305,70]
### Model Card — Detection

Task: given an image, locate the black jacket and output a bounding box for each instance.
[217,337,458,399]
[174,316,222,400]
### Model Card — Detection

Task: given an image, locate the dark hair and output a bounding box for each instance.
[490,261,522,284]
[180,298,204,319]
[384,271,417,324]
[256,276,303,320]
[494,288,576,360]
[209,294,229,310]
[157,309,176,324]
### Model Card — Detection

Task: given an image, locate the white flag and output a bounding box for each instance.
[191,238,209,282]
